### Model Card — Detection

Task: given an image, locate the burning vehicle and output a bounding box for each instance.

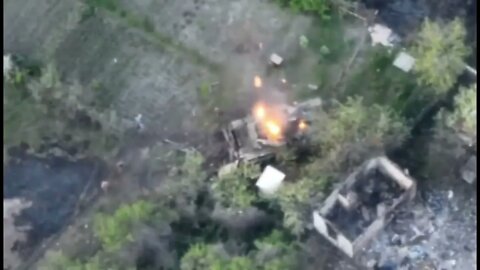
[218,75,322,175]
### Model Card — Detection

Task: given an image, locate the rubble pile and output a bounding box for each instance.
[327,168,404,240]
[359,190,477,270]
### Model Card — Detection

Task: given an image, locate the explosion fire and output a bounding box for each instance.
[251,75,310,143]
[252,102,285,142]
[254,76,263,88]
[251,75,286,142]
[298,120,308,131]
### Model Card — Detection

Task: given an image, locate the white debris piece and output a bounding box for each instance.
[393,52,416,72]
[134,114,145,131]
[256,165,285,195]
[368,24,399,47]
[4,55,13,77]
[307,84,319,90]
[269,53,283,66]
[461,156,477,184]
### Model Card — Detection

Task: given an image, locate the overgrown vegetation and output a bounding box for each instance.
[4,61,124,157]
[211,163,261,210]
[93,200,156,252]
[438,84,477,139]
[310,96,409,171]
[345,47,427,118]
[25,1,476,269]
[275,0,333,20]
[411,18,470,94]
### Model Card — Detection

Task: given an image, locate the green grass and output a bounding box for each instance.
[344,47,429,119]
[85,0,220,72]
[306,16,350,64]
[283,14,353,100]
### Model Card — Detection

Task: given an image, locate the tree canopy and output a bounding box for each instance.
[440,84,477,139]
[412,18,470,94]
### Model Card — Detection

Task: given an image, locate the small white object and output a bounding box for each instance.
[447,190,454,199]
[393,52,416,72]
[3,55,13,77]
[307,84,318,90]
[368,24,398,47]
[134,114,145,131]
[113,58,118,63]
[101,181,110,191]
[269,53,283,66]
[281,78,287,84]
[256,165,285,195]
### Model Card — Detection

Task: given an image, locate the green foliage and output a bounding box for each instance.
[307,16,349,63]
[4,62,123,157]
[275,0,332,20]
[441,84,477,138]
[39,251,104,270]
[412,18,470,94]
[273,177,326,236]
[211,163,261,209]
[314,96,408,168]
[180,243,255,270]
[253,230,299,270]
[180,243,226,270]
[93,200,155,252]
[224,257,256,270]
[345,47,426,118]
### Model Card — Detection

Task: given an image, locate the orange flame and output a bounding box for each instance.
[266,121,281,137]
[252,102,285,142]
[254,76,262,88]
[254,103,266,120]
[298,120,308,131]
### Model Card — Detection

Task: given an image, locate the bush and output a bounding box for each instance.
[93,200,155,252]
[412,18,470,94]
[273,177,327,236]
[211,163,261,209]
[313,96,408,170]
[180,243,255,270]
[180,243,227,270]
[39,251,106,270]
[275,0,332,20]
[441,84,477,138]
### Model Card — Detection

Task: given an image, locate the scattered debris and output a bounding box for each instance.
[367,24,400,47]
[447,190,453,200]
[269,53,283,66]
[256,165,285,195]
[134,114,145,131]
[100,181,110,191]
[312,157,416,258]
[461,155,476,184]
[393,52,415,72]
[465,64,477,77]
[4,54,13,77]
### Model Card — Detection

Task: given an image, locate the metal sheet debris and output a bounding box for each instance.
[256,165,285,195]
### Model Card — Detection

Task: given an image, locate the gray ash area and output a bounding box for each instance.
[326,169,404,240]
[3,150,105,258]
